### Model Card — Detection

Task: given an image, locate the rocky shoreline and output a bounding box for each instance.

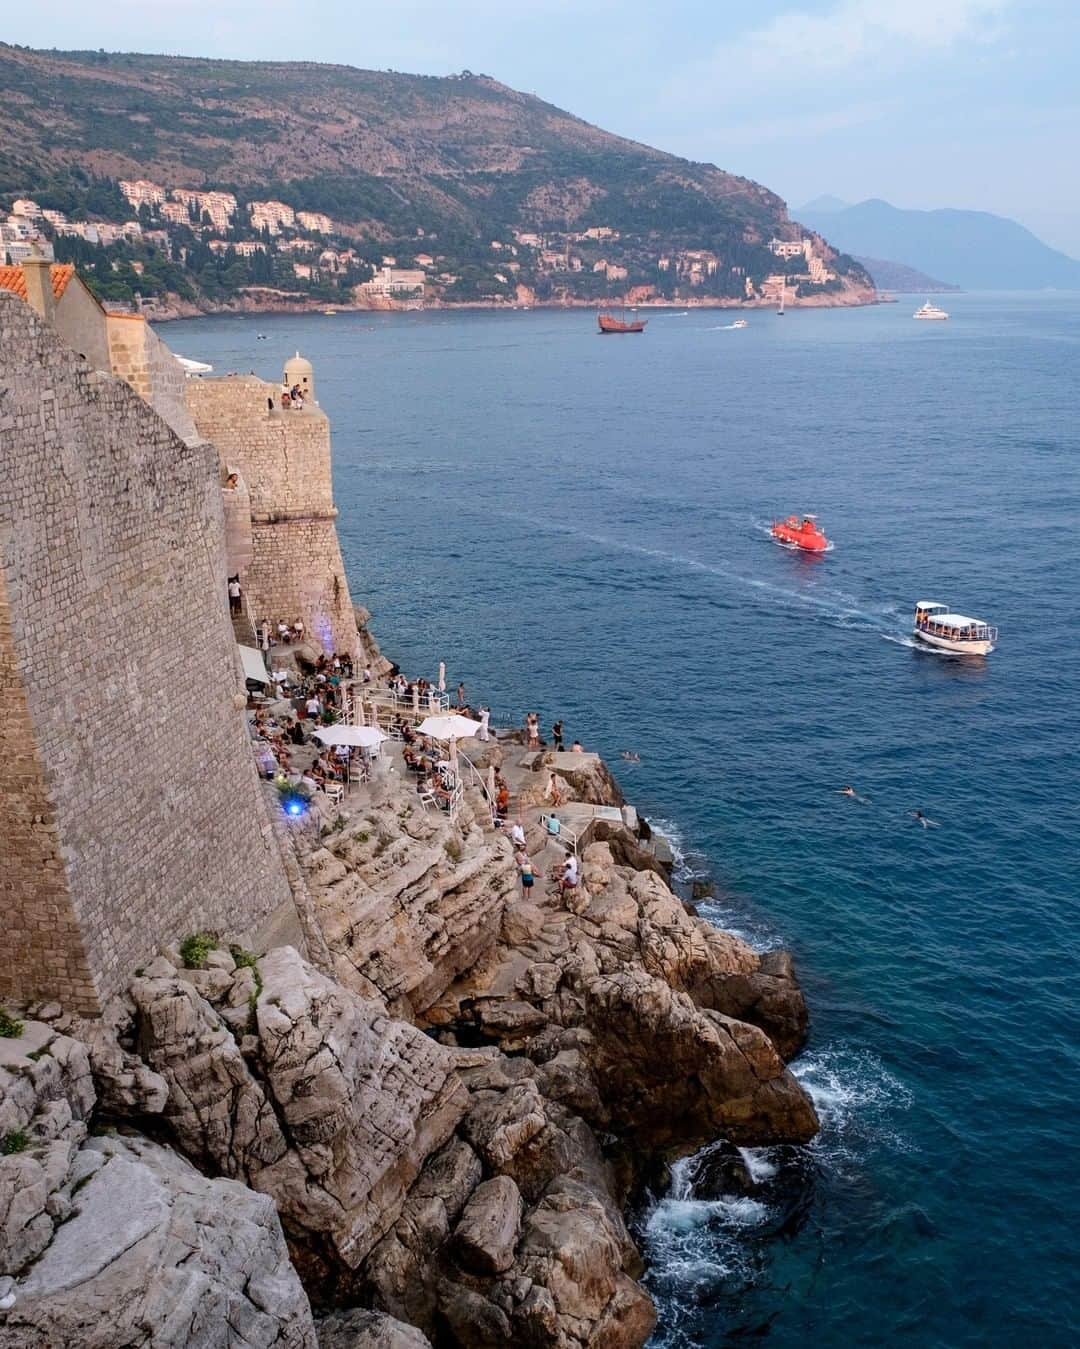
[146,291,879,323]
[0,630,817,1347]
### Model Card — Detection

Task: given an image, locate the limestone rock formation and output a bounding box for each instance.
[296,790,517,1017]
[127,947,468,1280]
[0,1021,315,1349]
[1,1135,316,1348]
[316,1307,431,1348]
[0,1021,95,1275]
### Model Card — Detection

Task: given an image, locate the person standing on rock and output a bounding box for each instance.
[478,706,491,741]
[526,712,540,749]
[514,847,539,894]
[456,681,466,706]
[552,719,564,751]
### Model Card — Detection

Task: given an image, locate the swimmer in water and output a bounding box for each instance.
[837,785,870,803]
[911,810,940,829]
[621,751,641,763]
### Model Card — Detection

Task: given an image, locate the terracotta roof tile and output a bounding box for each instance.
[0,262,76,302]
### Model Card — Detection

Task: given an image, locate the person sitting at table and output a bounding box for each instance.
[434,777,454,809]
[277,620,291,643]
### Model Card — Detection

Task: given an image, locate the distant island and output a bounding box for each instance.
[798,196,1080,291]
[0,44,875,316]
[853,256,960,294]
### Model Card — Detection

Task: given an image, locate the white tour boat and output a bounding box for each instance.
[914,300,949,320]
[913,602,997,655]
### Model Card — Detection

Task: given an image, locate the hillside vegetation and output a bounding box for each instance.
[0,44,872,310]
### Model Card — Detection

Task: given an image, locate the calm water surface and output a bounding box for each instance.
[175,296,1080,1347]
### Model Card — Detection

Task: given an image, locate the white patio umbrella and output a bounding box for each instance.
[412,684,420,717]
[313,725,388,749]
[486,765,497,815]
[417,714,482,741]
[448,735,458,774]
[438,661,446,693]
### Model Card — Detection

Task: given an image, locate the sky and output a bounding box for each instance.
[6,0,1080,254]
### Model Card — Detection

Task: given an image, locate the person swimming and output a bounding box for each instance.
[837,785,870,803]
[911,810,940,828]
[621,751,641,763]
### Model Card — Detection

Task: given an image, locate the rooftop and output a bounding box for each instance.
[0,262,75,302]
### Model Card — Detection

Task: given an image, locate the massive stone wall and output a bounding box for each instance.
[106,313,199,445]
[186,374,359,656]
[0,292,297,1013]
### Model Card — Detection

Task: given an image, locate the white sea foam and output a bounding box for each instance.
[792,1044,914,1162]
[738,1146,779,1184]
[648,816,703,883]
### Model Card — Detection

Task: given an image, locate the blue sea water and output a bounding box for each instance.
[175,295,1080,1347]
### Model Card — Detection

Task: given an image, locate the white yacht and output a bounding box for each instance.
[914,300,949,320]
[913,602,997,655]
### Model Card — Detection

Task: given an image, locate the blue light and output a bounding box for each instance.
[285,798,307,817]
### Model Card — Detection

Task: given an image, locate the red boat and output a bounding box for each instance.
[771,513,831,552]
[598,313,647,334]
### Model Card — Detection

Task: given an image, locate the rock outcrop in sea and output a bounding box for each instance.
[1,720,816,1347]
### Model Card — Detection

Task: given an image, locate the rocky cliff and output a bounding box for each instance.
[1,723,816,1347]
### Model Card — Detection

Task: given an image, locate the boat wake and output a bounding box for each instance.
[491,509,912,645]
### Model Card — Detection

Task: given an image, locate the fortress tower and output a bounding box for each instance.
[185,355,360,657]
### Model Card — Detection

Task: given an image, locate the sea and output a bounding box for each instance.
[173,294,1080,1348]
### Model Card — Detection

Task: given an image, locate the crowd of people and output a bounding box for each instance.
[247,650,587,887]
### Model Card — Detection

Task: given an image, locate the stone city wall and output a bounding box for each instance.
[0,292,297,1013]
[106,312,198,445]
[187,374,360,656]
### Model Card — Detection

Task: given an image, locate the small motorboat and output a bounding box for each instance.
[771,513,830,552]
[913,602,996,654]
[732,318,748,328]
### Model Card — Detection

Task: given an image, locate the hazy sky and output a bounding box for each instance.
[7,0,1079,253]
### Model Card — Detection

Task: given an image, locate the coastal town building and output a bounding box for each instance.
[296,211,333,234]
[361,265,426,298]
[250,199,297,234]
[769,238,806,259]
[173,188,238,232]
[119,178,167,209]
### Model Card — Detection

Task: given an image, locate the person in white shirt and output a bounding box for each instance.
[478,706,491,742]
[509,820,526,849]
[558,851,579,895]
[228,577,242,615]
[305,695,321,719]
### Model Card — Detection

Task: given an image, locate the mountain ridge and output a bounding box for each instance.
[799,197,1080,290]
